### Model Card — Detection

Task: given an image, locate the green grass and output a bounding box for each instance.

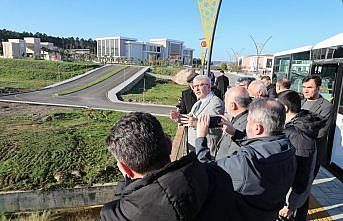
[58,66,127,95]
[0,58,101,90]
[120,74,187,106]
[0,109,177,191]
[150,66,184,76]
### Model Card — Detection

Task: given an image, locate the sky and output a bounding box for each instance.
[1,0,343,61]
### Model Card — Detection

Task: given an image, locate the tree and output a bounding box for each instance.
[220,63,228,71]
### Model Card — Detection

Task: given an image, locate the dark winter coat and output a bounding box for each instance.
[283,110,323,210]
[216,75,230,100]
[178,87,197,114]
[196,135,296,221]
[301,96,334,165]
[266,84,277,98]
[100,153,240,221]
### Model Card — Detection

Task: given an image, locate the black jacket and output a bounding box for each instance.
[283,110,322,210]
[266,84,277,98]
[100,153,240,221]
[196,135,296,221]
[216,75,230,100]
[301,96,334,165]
[179,87,197,114]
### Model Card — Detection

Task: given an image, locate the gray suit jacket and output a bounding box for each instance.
[301,96,334,164]
[188,92,224,156]
[215,110,248,159]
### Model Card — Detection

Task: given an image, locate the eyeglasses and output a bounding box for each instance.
[193,83,209,88]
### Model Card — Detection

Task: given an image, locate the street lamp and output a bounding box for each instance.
[249,35,272,74]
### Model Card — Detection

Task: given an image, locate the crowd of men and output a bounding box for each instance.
[100,69,334,221]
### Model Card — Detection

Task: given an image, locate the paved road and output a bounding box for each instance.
[0,65,174,116]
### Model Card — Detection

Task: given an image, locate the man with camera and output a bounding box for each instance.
[170,75,224,156]
[195,99,297,221]
[215,86,251,159]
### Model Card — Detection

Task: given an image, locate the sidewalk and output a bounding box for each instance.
[309,167,343,220]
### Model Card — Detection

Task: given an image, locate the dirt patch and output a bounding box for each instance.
[0,102,74,117]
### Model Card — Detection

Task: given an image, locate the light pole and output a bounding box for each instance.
[57,64,60,82]
[230,48,244,67]
[249,35,272,74]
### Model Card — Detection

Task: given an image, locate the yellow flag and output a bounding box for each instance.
[197,0,220,50]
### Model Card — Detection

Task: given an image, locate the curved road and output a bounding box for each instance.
[0,65,174,116]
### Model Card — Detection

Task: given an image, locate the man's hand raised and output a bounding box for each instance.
[197,115,210,138]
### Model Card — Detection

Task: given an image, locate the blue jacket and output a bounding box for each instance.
[196,135,296,221]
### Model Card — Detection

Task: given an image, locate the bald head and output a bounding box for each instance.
[248,80,267,99]
[225,86,251,116]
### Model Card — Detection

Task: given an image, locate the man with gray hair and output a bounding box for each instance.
[196,99,296,221]
[170,75,224,155]
[215,86,250,159]
[248,80,268,99]
[276,78,291,94]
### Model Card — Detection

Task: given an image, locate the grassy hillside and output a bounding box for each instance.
[150,66,184,76]
[120,74,187,106]
[0,108,177,191]
[0,58,101,90]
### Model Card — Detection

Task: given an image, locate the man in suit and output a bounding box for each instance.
[301,75,334,177]
[171,75,224,155]
[177,69,198,114]
[261,75,277,98]
[215,70,230,100]
[215,86,250,159]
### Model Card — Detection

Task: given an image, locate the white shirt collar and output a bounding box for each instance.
[199,91,213,103]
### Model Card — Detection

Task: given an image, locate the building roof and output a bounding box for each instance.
[274,46,312,57]
[95,36,137,41]
[312,33,343,50]
[183,48,195,51]
[149,38,184,44]
[239,54,273,58]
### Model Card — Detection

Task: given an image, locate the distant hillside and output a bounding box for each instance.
[0,29,96,54]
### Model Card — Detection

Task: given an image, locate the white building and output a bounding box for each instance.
[2,39,27,58]
[149,38,184,62]
[238,54,273,75]
[96,36,194,65]
[24,37,41,58]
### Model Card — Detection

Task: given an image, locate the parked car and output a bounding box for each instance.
[235,76,255,88]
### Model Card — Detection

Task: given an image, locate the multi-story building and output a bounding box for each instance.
[95,36,194,65]
[24,37,41,58]
[1,37,62,61]
[238,54,273,75]
[183,48,194,66]
[2,39,27,58]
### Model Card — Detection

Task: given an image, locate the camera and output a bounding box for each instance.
[209,116,222,128]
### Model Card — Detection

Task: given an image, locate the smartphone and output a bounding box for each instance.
[178,114,189,125]
[209,116,222,128]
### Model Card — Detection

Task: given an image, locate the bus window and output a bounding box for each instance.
[312,64,337,102]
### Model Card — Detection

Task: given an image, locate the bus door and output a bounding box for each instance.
[329,63,343,170]
[311,62,343,170]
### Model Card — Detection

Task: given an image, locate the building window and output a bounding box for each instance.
[266,58,272,68]
[333,46,343,58]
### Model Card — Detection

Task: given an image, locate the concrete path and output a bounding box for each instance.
[0,65,174,116]
[309,167,343,220]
